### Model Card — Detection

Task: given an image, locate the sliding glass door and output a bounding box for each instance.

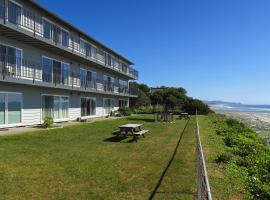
[8,93,22,124]
[0,94,5,125]
[104,99,114,115]
[0,93,22,126]
[80,69,96,89]
[53,60,61,84]
[42,57,53,82]
[81,97,96,117]
[42,95,69,120]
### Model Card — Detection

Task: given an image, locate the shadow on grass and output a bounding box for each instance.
[148,119,190,200]
[126,118,155,123]
[103,136,128,142]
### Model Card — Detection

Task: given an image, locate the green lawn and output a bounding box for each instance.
[0,114,196,200]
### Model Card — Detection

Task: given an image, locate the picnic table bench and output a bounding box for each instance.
[180,113,190,119]
[113,124,149,142]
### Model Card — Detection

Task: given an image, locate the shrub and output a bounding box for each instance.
[118,107,132,116]
[215,152,232,163]
[42,116,53,128]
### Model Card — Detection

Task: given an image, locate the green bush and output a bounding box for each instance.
[118,107,132,116]
[210,114,270,199]
[42,116,53,128]
[215,152,232,163]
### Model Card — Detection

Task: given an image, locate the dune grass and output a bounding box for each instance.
[0,115,197,200]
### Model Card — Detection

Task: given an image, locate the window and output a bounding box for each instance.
[104,99,114,115]
[80,68,96,88]
[43,20,61,43]
[0,93,22,126]
[0,0,4,19]
[8,1,21,25]
[119,79,128,93]
[119,99,128,107]
[106,54,112,66]
[121,63,128,73]
[42,57,53,82]
[62,29,69,47]
[70,34,80,51]
[43,20,52,40]
[81,97,96,117]
[90,45,97,59]
[97,49,105,63]
[61,63,70,85]
[42,57,70,85]
[42,95,69,120]
[103,75,114,92]
[0,44,22,76]
[0,94,5,125]
[80,40,86,55]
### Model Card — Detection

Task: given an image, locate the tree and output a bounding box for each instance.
[135,90,151,107]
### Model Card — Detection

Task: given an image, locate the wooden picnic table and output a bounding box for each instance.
[119,124,143,135]
[116,124,148,142]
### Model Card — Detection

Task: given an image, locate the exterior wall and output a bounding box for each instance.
[0,0,135,128]
[0,35,129,84]
[0,82,126,127]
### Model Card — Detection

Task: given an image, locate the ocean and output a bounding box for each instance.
[209,104,270,115]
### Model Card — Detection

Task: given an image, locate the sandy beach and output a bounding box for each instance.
[223,112,270,131]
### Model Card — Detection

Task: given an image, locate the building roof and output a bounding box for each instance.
[29,0,134,65]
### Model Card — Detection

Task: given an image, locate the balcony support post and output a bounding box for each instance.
[4,0,7,24]
[33,15,36,37]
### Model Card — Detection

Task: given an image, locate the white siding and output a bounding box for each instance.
[22,108,41,125]
[69,107,80,120]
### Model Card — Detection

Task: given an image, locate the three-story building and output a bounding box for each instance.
[0,0,138,128]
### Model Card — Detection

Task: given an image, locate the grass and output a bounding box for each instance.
[0,114,197,200]
[198,115,248,200]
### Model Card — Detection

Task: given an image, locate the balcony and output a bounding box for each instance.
[0,54,138,97]
[0,0,139,80]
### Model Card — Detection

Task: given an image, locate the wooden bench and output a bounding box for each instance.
[133,130,149,138]
[112,130,121,135]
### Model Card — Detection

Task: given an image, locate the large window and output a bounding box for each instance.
[42,95,69,120]
[43,20,61,43]
[103,75,114,92]
[8,1,21,25]
[42,57,53,82]
[104,98,114,115]
[79,40,86,55]
[0,0,4,19]
[106,54,112,66]
[90,45,97,59]
[119,99,128,108]
[61,29,69,47]
[80,68,96,89]
[0,94,5,125]
[119,79,128,94]
[61,63,70,85]
[43,20,52,40]
[0,93,22,126]
[42,57,70,85]
[0,44,22,76]
[81,97,96,117]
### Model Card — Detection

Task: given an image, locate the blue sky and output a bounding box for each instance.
[37,0,270,104]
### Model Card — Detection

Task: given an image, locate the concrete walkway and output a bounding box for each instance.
[0,116,121,136]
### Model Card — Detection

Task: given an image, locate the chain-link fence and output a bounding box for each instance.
[196,113,212,200]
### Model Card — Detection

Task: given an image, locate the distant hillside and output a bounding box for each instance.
[204,100,243,106]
